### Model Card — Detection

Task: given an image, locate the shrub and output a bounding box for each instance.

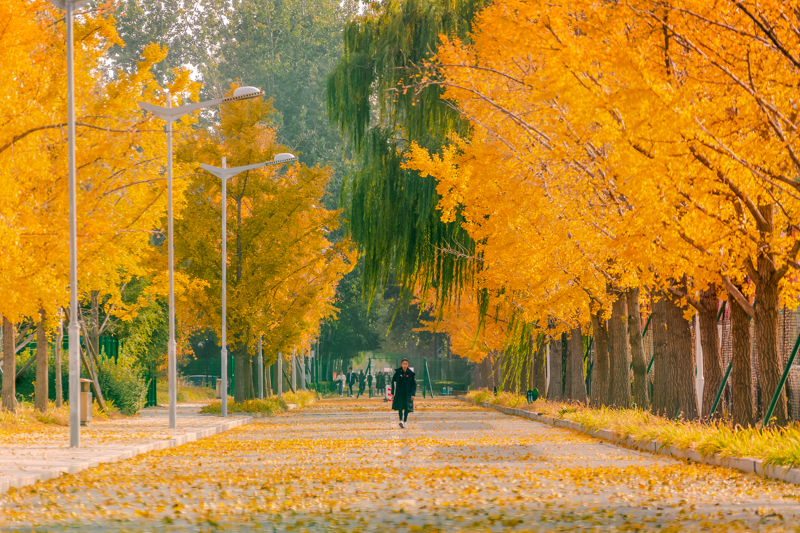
[96,355,148,415]
[200,397,287,415]
[283,390,318,407]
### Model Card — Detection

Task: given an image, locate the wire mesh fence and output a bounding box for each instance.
[640,305,800,421]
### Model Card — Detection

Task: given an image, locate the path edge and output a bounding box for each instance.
[467,399,800,487]
[0,416,253,495]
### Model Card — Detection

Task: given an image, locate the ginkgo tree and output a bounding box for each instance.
[174,88,356,402]
[1,0,198,412]
[393,0,800,426]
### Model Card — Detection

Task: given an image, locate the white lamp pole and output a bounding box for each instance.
[47,0,90,448]
[200,153,296,415]
[139,87,265,426]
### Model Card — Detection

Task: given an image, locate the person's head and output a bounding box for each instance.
[401,359,409,371]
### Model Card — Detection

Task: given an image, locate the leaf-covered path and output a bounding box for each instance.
[1,398,799,532]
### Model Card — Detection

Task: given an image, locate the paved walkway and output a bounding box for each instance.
[0,404,250,494]
[1,398,798,531]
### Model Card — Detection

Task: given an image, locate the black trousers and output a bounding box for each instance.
[398,409,409,422]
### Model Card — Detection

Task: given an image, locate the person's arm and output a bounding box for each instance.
[410,373,417,398]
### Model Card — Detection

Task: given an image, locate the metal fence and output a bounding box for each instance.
[639,305,800,421]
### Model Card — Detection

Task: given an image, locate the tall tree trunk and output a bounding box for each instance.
[548,337,563,400]
[626,288,648,408]
[234,352,245,402]
[90,291,100,357]
[525,333,534,392]
[651,294,668,414]
[265,363,272,397]
[563,332,572,400]
[519,340,529,394]
[698,287,723,418]
[730,294,754,427]
[663,291,698,419]
[35,308,48,412]
[55,313,63,408]
[608,293,631,408]
[2,318,15,413]
[590,312,609,407]
[567,326,586,402]
[533,337,545,394]
[243,350,254,400]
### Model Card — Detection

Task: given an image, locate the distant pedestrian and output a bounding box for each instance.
[392,359,416,428]
[347,368,357,397]
[336,372,346,396]
[377,372,386,399]
[358,370,366,396]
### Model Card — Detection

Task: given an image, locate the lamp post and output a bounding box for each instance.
[139,86,265,428]
[47,0,90,448]
[200,153,297,416]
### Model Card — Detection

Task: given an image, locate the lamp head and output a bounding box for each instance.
[273,153,297,164]
[224,87,265,102]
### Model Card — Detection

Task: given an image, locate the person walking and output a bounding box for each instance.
[336,372,346,397]
[392,359,416,428]
[358,369,366,397]
[347,368,357,397]
[376,372,386,400]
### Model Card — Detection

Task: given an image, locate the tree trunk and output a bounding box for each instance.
[55,314,63,408]
[234,352,245,402]
[651,294,669,415]
[608,294,631,408]
[548,337,563,400]
[663,291,698,419]
[519,340,529,394]
[730,294,754,427]
[2,318,15,413]
[563,332,572,400]
[590,312,609,407]
[626,288,648,408]
[243,350,254,400]
[35,308,48,412]
[698,287,723,418]
[265,363,272,397]
[520,333,536,393]
[533,337,545,394]
[567,326,586,402]
[90,291,100,357]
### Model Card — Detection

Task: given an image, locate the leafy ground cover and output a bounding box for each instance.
[467,389,800,468]
[2,398,799,531]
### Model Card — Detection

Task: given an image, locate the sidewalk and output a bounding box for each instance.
[0,404,251,494]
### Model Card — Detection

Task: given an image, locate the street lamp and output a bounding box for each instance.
[200,153,297,416]
[139,86,265,428]
[47,0,91,448]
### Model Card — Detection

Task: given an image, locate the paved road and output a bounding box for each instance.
[1,398,798,531]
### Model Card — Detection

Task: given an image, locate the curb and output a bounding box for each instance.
[0,416,252,495]
[468,399,800,486]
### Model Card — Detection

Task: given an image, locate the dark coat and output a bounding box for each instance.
[391,367,416,411]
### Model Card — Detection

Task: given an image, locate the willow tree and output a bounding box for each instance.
[327,0,484,306]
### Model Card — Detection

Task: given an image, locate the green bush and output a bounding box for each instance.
[97,355,148,415]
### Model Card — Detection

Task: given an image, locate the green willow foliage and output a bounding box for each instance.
[327,0,486,308]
